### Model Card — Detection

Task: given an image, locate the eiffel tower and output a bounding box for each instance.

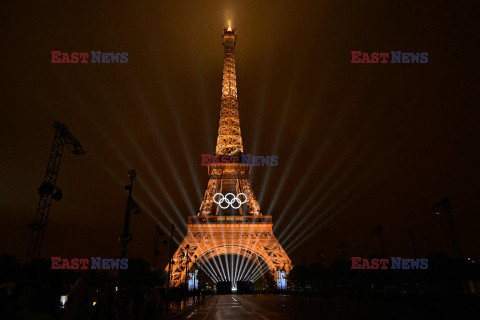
[167,26,293,288]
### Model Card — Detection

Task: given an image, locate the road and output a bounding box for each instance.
[173,293,479,320]
[176,294,377,320]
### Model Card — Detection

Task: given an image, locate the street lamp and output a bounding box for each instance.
[120,169,138,259]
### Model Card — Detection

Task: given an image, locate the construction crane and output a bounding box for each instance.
[25,121,85,264]
[432,198,462,258]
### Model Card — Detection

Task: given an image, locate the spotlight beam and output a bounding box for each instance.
[69,81,191,240]
[237,256,252,282]
[284,162,376,252]
[279,139,378,246]
[258,56,308,204]
[198,258,219,283]
[89,75,192,223]
[266,107,316,216]
[250,37,275,159]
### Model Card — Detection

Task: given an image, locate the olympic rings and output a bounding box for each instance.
[213,193,247,209]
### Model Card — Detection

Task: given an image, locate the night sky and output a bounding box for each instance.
[1,0,479,268]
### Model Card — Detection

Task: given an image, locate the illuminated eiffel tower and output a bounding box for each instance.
[167,26,293,288]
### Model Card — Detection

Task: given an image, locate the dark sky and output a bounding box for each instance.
[1,0,479,268]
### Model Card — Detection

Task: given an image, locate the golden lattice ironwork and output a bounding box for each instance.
[166,27,292,287]
[198,163,261,216]
[216,28,243,156]
[169,219,293,287]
